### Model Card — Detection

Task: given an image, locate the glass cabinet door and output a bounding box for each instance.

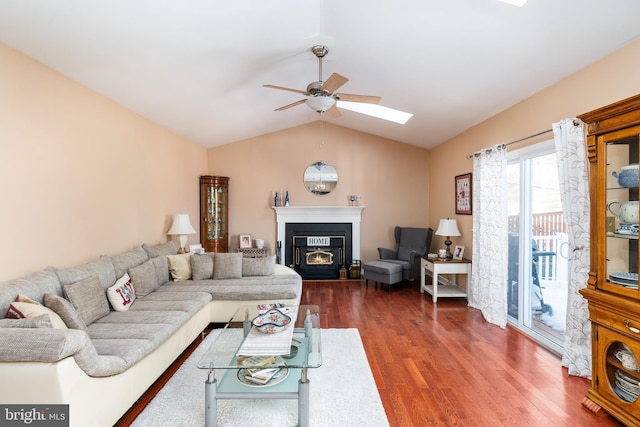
[200,176,229,253]
[604,126,640,295]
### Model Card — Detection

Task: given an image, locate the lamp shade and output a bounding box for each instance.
[167,214,196,235]
[435,218,461,237]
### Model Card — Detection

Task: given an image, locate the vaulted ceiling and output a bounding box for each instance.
[1,1,639,149]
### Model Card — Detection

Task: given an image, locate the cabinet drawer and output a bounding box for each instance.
[592,307,640,337]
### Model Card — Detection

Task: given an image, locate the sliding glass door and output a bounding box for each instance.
[507,140,567,353]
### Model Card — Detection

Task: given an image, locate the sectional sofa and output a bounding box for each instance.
[0,241,302,427]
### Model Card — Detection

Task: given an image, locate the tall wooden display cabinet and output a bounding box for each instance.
[200,176,229,253]
[579,94,640,425]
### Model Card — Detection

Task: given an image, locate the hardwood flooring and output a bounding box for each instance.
[118,279,624,426]
[299,279,623,427]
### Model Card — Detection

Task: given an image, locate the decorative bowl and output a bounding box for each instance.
[613,164,639,188]
[251,309,292,334]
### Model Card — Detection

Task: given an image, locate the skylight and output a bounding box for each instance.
[497,0,528,6]
[336,101,413,124]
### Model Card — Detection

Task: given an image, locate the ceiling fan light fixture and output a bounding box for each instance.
[305,96,336,112]
[337,101,413,125]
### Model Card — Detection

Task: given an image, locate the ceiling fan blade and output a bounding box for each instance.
[325,103,341,118]
[335,93,381,104]
[321,73,349,93]
[263,84,307,95]
[275,99,306,111]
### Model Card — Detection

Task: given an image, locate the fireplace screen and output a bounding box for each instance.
[306,249,334,265]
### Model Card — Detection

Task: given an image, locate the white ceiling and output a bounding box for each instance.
[1,0,639,149]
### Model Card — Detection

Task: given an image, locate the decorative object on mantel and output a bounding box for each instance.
[167,214,196,254]
[274,191,279,207]
[285,191,290,206]
[435,218,461,259]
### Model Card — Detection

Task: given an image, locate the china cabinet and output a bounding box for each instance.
[579,94,640,425]
[200,176,229,253]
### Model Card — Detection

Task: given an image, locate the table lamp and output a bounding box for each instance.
[435,218,461,259]
[167,214,196,254]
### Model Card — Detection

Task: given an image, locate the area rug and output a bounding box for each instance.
[131,328,389,427]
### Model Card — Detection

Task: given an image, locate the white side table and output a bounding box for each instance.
[420,257,471,303]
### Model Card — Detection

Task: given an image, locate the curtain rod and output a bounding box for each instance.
[466,119,580,159]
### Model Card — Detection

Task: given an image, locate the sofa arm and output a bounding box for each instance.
[378,247,397,259]
[0,328,90,363]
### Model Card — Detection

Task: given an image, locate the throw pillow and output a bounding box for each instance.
[106,273,135,311]
[142,241,178,258]
[166,253,192,281]
[191,253,215,280]
[151,255,170,286]
[6,294,67,329]
[44,293,87,331]
[128,260,158,297]
[213,252,243,279]
[62,276,110,325]
[0,314,52,328]
[242,255,276,277]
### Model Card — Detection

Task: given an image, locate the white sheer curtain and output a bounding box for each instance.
[553,118,591,378]
[469,144,508,327]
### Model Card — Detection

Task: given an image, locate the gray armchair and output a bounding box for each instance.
[378,226,434,281]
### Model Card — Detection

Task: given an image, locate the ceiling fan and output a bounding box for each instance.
[263,45,382,119]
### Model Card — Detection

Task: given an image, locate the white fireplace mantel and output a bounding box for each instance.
[274,206,365,266]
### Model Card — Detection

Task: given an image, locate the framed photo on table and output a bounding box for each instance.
[455,173,472,215]
[453,245,465,260]
[239,234,252,249]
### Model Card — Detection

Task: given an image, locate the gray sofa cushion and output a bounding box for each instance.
[151,255,170,286]
[55,256,116,291]
[213,252,242,279]
[191,253,214,280]
[130,291,211,316]
[142,241,177,258]
[111,246,149,279]
[44,293,88,331]
[62,277,110,326]
[128,260,158,297]
[0,315,52,328]
[242,255,276,276]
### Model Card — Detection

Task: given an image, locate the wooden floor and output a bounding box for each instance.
[118,279,625,426]
[299,279,623,427]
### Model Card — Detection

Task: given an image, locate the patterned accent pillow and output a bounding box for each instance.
[0,314,52,328]
[128,260,158,297]
[242,255,276,277]
[213,252,243,279]
[62,276,110,325]
[106,273,136,311]
[191,253,215,280]
[166,253,192,281]
[44,293,87,331]
[6,294,67,329]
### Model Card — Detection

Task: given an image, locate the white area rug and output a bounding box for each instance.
[131,328,389,427]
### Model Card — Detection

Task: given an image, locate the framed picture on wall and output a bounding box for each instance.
[455,173,472,215]
[239,234,252,249]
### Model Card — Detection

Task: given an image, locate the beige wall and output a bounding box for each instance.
[429,38,640,258]
[0,43,208,281]
[207,122,431,263]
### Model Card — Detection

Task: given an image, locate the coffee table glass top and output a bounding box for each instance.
[197,305,321,370]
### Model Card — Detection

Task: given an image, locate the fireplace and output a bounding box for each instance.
[274,206,364,280]
[287,223,351,279]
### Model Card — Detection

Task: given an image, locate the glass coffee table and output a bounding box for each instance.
[197,305,321,427]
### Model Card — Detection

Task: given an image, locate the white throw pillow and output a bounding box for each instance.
[106,273,136,311]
